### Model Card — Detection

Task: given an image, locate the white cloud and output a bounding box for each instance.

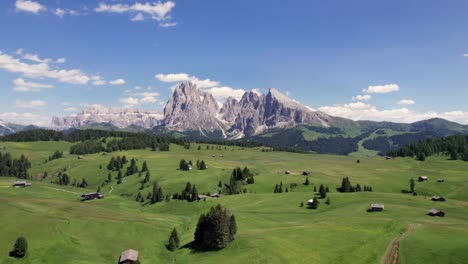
[54,8,79,18]
[398,99,415,105]
[14,99,46,108]
[352,94,371,101]
[155,73,220,88]
[15,0,46,14]
[109,78,126,85]
[463,54,468,57]
[159,22,177,28]
[119,97,139,106]
[205,86,246,101]
[95,1,176,26]
[0,112,50,126]
[0,51,90,84]
[91,75,106,86]
[13,78,53,92]
[79,103,105,109]
[319,103,468,124]
[363,83,400,94]
[131,13,145,21]
[64,107,78,112]
[251,88,262,95]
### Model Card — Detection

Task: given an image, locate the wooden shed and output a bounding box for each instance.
[12,180,31,188]
[428,208,445,217]
[197,195,207,201]
[431,196,446,202]
[418,176,428,182]
[119,249,139,264]
[370,204,385,211]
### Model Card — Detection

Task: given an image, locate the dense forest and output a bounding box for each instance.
[0,152,31,179]
[388,134,468,161]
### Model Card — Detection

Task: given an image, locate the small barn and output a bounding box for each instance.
[302,171,310,176]
[197,195,207,201]
[437,179,445,183]
[285,171,291,175]
[119,249,139,264]
[307,198,315,208]
[210,193,220,198]
[431,196,446,202]
[418,176,428,182]
[369,204,385,211]
[428,208,445,217]
[12,180,31,188]
[80,192,104,201]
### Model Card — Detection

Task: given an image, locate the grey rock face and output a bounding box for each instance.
[163,81,224,132]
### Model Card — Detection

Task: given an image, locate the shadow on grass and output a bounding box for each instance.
[180,241,223,254]
[9,251,25,258]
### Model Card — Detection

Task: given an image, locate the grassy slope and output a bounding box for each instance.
[0,142,467,263]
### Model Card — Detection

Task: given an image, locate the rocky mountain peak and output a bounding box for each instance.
[163,81,223,132]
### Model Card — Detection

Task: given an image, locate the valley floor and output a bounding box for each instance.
[0,142,467,263]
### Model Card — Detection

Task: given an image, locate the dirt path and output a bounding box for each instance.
[108,184,114,195]
[41,186,81,195]
[382,224,416,264]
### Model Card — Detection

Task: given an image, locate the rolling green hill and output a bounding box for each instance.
[0,141,467,263]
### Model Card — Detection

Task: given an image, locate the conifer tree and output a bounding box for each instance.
[141,161,148,172]
[304,177,310,186]
[12,237,28,258]
[410,178,415,193]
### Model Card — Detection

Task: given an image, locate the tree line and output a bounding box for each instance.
[387,134,468,161]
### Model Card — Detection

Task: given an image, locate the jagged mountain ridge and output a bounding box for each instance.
[0,120,29,136]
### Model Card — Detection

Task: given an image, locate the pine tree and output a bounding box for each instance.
[228,214,237,241]
[304,177,310,186]
[314,185,317,192]
[107,172,112,183]
[325,196,331,205]
[197,145,201,150]
[410,178,415,193]
[141,161,148,172]
[117,170,123,184]
[194,205,236,250]
[191,185,199,201]
[319,184,326,198]
[199,160,207,170]
[12,237,28,258]
[417,152,426,161]
[136,191,142,202]
[97,186,101,193]
[143,171,150,184]
[218,180,222,188]
[279,182,283,193]
[167,227,180,251]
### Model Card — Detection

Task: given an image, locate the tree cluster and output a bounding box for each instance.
[106,156,127,171]
[172,182,198,201]
[0,152,31,179]
[223,167,254,195]
[70,140,104,155]
[196,159,207,170]
[194,205,237,250]
[179,159,192,171]
[126,158,139,176]
[337,177,372,193]
[48,150,63,161]
[150,182,164,204]
[387,134,468,162]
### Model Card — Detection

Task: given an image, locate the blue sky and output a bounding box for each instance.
[1,0,468,126]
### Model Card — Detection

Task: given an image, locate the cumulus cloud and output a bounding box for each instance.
[15,0,46,14]
[319,102,468,124]
[95,1,176,26]
[14,99,46,108]
[159,22,177,28]
[122,91,160,105]
[464,54,468,57]
[16,49,65,64]
[119,97,140,107]
[109,78,126,85]
[91,75,106,86]
[363,83,400,94]
[54,8,79,18]
[0,50,90,84]
[398,99,415,105]
[352,94,371,101]
[155,73,220,88]
[13,78,53,92]
[205,86,246,101]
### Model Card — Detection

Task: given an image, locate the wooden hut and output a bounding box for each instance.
[369,204,385,211]
[197,195,207,201]
[119,249,139,264]
[12,180,31,188]
[418,176,428,182]
[428,208,445,217]
[431,196,446,202]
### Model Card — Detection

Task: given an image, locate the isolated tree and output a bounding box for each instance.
[410,178,415,193]
[196,159,200,169]
[12,237,28,258]
[194,204,236,250]
[314,185,317,192]
[141,161,148,172]
[97,186,101,193]
[319,184,326,198]
[80,178,88,188]
[304,177,310,186]
[218,180,222,188]
[199,160,207,170]
[143,171,150,184]
[325,196,331,205]
[117,170,123,184]
[300,201,304,207]
[191,185,199,201]
[197,145,201,150]
[167,228,180,251]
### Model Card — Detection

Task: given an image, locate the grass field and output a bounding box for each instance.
[0,141,467,263]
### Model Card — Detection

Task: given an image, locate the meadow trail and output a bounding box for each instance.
[41,186,81,195]
[382,224,416,264]
[108,184,114,195]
